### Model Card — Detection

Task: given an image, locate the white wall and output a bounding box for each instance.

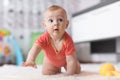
[73,1,120,62]
[80,0,101,11]
[73,0,100,62]
[72,1,120,43]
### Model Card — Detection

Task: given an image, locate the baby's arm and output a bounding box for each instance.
[65,53,79,75]
[22,44,41,68]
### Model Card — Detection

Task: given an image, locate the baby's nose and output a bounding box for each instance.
[54,20,58,24]
[54,25,58,28]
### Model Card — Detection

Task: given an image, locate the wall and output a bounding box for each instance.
[73,0,120,62]
[73,0,101,62]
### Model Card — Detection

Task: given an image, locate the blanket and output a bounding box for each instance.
[0,64,120,80]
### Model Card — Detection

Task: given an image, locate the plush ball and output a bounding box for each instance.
[99,63,115,76]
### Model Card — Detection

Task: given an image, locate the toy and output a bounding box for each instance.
[10,35,23,65]
[0,29,23,65]
[0,29,11,64]
[99,63,120,76]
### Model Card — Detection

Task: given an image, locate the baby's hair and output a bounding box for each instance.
[46,5,66,14]
[45,5,67,18]
[47,5,65,11]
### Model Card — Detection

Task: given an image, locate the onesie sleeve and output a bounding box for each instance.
[65,34,76,55]
[34,32,49,49]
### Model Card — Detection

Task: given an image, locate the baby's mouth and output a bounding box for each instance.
[54,29,59,31]
[54,26,59,31]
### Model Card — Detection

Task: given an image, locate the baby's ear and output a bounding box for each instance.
[41,21,46,28]
[66,20,69,28]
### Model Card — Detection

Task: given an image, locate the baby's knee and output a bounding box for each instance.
[42,71,51,75]
[42,70,57,75]
[76,62,81,74]
[42,70,50,75]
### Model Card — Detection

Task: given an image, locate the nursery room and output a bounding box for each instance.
[0,0,120,80]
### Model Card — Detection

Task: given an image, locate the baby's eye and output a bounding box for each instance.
[58,18,63,22]
[48,19,53,23]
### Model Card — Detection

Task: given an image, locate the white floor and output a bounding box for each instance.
[0,63,120,80]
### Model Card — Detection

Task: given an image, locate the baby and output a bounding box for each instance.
[22,5,81,75]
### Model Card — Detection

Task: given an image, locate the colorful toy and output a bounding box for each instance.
[0,29,11,37]
[10,35,23,65]
[0,29,11,64]
[99,63,120,76]
[0,29,23,65]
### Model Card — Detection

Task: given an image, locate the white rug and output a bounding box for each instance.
[0,63,120,80]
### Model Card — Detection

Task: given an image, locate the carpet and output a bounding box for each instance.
[0,63,120,80]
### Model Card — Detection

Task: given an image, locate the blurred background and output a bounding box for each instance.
[0,0,120,66]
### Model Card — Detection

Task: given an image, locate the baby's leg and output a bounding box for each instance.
[75,61,81,74]
[64,61,81,74]
[42,57,61,75]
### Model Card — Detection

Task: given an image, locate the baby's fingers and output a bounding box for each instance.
[21,62,27,66]
[22,62,37,68]
[33,65,37,68]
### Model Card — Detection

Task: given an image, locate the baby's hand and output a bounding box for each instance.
[22,61,37,68]
[62,72,71,76]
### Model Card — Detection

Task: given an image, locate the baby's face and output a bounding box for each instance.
[43,9,69,37]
